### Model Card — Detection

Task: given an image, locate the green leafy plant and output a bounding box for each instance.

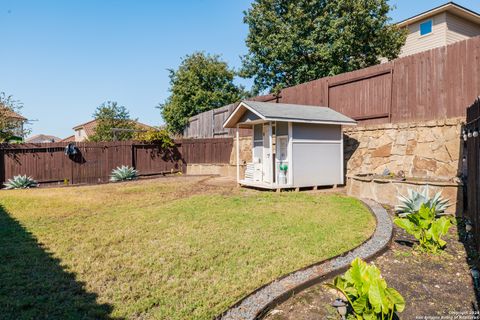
[110,166,139,182]
[135,128,175,149]
[326,258,405,320]
[395,188,450,217]
[394,204,452,253]
[4,175,38,189]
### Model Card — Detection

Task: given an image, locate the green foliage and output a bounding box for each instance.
[4,175,38,189]
[241,0,407,93]
[89,101,137,142]
[326,258,404,320]
[0,92,30,142]
[110,166,139,182]
[160,52,247,133]
[395,188,450,217]
[135,128,174,150]
[394,205,452,253]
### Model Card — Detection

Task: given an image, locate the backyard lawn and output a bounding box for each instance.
[0,176,375,320]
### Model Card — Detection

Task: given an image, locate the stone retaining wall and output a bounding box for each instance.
[346,175,462,215]
[344,118,464,180]
[200,118,465,187]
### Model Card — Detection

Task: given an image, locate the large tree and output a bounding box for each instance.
[0,92,29,142]
[89,101,137,142]
[160,52,247,134]
[241,0,407,93]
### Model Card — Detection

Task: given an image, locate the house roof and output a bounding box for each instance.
[73,119,154,137]
[1,107,27,121]
[223,101,356,128]
[396,2,480,27]
[73,119,98,137]
[25,134,61,143]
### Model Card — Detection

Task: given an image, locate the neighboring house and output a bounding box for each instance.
[70,119,153,142]
[1,108,27,139]
[61,135,75,142]
[25,134,61,143]
[397,2,480,57]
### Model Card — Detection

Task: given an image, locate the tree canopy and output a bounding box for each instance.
[160,52,247,133]
[241,0,407,93]
[89,101,137,142]
[0,92,29,142]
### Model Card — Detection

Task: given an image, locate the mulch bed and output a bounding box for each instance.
[265,213,480,320]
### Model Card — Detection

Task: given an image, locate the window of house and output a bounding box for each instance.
[420,20,433,36]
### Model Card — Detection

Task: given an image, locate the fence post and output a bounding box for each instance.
[131,142,136,169]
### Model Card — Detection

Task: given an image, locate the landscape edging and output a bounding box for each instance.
[217,198,393,320]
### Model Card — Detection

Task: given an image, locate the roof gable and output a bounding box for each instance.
[397,2,480,27]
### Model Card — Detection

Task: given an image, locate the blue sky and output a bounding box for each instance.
[1,0,480,138]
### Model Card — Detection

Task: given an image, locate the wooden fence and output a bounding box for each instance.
[186,36,480,134]
[0,138,233,186]
[183,104,251,138]
[276,36,480,124]
[466,97,480,250]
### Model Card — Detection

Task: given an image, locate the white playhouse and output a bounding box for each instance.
[223,101,357,189]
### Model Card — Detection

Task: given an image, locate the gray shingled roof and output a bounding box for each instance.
[224,101,356,128]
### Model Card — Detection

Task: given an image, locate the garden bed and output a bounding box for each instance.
[0,176,375,320]
[264,214,479,320]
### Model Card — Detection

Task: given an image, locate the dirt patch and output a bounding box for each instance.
[264,216,479,320]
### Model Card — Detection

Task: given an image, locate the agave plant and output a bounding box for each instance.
[110,165,139,182]
[395,187,450,217]
[4,175,38,189]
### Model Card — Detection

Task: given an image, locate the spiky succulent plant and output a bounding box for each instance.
[395,187,450,217]
[4,175,38,189]
[110,165,139,182]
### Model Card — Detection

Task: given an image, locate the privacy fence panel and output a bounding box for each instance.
[0,138,233,187]
[183,104,251,138]
[180,138,233,164]
[277,36,480,124]
[184,37,480,135]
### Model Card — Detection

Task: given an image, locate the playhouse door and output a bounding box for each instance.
[262,124,271,183]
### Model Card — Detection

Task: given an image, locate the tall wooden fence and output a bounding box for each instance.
[466,97,480,250]
[0,138,233,186]
[276,36,480,124]
[183,104,251,138]
[186,36,480,134]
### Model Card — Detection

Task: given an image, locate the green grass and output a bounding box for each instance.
[0,177,375,319]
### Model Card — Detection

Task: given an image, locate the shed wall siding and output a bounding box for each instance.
[446,12,480,44]
[292,123,341,141]
[292,143,342,187]
[400,12,447,57]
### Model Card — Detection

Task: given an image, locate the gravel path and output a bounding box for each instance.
[218,199,393,320]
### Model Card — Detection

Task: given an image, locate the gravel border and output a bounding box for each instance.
[217,198,393,320]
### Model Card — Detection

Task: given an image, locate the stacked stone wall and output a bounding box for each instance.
[344,118,464,180]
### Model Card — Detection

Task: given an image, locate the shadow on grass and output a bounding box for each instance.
[0,205,117,319]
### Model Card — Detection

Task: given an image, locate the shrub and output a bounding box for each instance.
[110,166,139,182]
[4,175,38,189]
[394,204,452,253]
[395,188,450,217]
[326,258,405,320]
[135,128,174,150]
